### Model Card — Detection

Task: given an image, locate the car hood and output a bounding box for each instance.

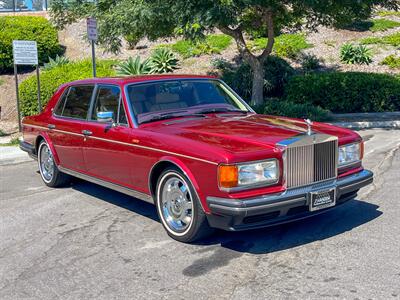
[143,114,359,155]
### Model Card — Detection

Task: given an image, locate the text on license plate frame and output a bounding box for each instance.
[309,188,336,212]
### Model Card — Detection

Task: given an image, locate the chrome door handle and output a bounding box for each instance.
[47,124,56,129]
[82,130,92,136]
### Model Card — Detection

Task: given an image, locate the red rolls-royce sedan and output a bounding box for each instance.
[20,75,373,242]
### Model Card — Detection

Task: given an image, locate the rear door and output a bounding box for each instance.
[48,85,94,172]
[81,84,135,186]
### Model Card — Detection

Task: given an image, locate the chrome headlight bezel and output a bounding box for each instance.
[338,142,362,168]
[218,158,280,191]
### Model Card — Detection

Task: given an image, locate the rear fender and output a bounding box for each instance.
[36,132,60,166]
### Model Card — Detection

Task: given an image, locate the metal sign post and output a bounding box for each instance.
[87,18,98,78]
[12,40,40,132]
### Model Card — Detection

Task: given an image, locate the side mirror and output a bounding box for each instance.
[97,111,114,123]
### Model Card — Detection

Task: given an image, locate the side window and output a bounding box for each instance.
[91,85,120,123]
[118,100,128,125]
[91,85,127,125]
[59,85,94,119]
[53,89,68,116]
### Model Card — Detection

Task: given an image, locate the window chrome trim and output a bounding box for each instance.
[123,78,253,128]
[52,84,95,121]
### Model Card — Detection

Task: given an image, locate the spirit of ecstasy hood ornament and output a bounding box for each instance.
[304,119,313,136]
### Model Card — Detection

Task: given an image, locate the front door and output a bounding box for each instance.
[48,85,94,172]
[81,84,136,187]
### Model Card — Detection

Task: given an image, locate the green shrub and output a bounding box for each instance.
[380,55,400,69]
[340,44,372,65]
[149,48,179,73]
[284,72,400,113]
[19,59,116,116]
[168,34,232,58]
[212,56,295,101]
[116,56,151,76]
[298,53,322,72]
[124,33,141,49]
[249,34,312,58]
[43,55,70,71]
[262,98,331,121]
[0,16,62,73]
[360,32,400,47]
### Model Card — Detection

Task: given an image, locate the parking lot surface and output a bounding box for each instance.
[1,129,399,299]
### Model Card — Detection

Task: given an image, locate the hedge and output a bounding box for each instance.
[284,72,400,113]
[19,59,116,116]
[0,16,62,73]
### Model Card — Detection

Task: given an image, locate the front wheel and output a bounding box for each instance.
[38,140,70,187]
[155,167,213,242]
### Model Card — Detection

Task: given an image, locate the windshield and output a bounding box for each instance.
[125,79,251,124]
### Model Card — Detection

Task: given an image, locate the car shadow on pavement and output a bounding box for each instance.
[71,180,381,254]
[198,199,382,254]
[71,179,159,222]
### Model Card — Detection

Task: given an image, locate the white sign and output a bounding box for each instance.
[12,40,38,65]
[87,18,98,41]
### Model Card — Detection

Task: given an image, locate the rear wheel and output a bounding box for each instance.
[38,141,70,187]
[155,167,213,242]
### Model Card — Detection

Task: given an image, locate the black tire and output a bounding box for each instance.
[37,140,70,188]
[155,167,213,243]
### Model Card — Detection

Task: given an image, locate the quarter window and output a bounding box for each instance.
[55,85,94,119]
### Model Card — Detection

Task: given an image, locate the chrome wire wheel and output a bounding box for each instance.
[159,174,194,234]
[39,143,54,183]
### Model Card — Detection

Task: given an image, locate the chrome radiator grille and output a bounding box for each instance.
[284,136,338,188]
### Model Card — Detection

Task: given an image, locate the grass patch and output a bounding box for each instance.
[343,19,400,32]
[0,129,6,137]
[0,137,20,146]
[377,11,400,17]
[360,32,400,47]
[249,34,312,58]
[380,55,400,69]
[0,78,4,86]
[370,19,400,32]
[167,34,232,58]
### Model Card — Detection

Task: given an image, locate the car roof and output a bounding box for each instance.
[65,74,217,86]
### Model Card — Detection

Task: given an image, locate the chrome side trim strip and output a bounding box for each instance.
[58,166,154,204]
[23,124,218,165]
[23,124,48,130]
[86,135,218,165]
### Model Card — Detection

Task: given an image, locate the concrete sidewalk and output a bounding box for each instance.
[0,146,32,166]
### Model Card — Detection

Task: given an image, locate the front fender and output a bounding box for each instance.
[152,156,210,213]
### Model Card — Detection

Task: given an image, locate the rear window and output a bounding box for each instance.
[54,85,94,119]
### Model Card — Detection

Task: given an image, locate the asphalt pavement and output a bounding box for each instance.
[0,128,399,299]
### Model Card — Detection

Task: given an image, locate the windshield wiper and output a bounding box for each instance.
[139,112,204,124]
[194,107,248,114]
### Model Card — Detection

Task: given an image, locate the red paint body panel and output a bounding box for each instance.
[21,75,363,213]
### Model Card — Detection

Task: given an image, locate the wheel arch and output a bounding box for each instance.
[148,157,208,213]
[35,133,60,165]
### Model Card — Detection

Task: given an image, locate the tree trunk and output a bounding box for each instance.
[250,59,265,107]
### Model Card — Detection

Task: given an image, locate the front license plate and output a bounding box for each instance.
[309,188,336,212]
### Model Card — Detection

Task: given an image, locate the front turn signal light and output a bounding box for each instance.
[218,165,238,189]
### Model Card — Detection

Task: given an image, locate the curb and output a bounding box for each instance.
[0,146,32,166]
[332,120,400,130]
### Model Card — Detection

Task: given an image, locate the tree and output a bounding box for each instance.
[51,0,399,106]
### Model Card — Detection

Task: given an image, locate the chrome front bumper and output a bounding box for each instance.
[206,169,373,231]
